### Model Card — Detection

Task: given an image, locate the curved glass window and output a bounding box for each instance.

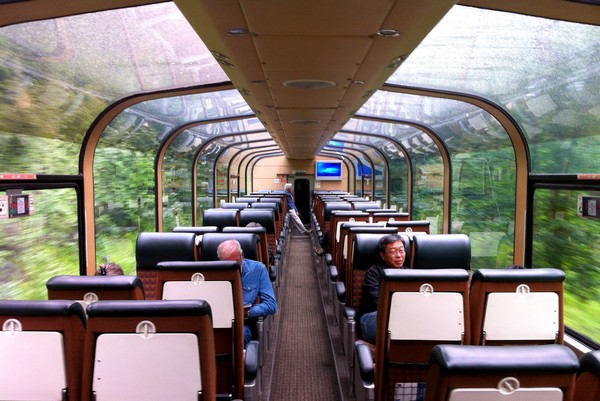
[388,5,600,174]
[95,92,257,264]
[0,188,79,299]
[533,188,600,344]
[353,92,516,267]
[0,3,227,175]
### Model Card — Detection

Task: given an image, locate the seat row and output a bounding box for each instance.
[41,260,271,400]
[0,298,237,401]
[356,342,600,401]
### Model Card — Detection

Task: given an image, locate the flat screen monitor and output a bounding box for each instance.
[315,160,343,181]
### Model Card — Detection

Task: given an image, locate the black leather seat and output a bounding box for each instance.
[155,261,260,400]
[575,350,600,401]
[47,274,145,303]
[202,208,239,231]
[425,344,579,401]
[0,300,86,401]
[412,234,471,269]
[81,300,218,401]
[469,267,565,345]
[136,232,197,300]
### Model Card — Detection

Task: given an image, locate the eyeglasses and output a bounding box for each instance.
[385,248,405,255]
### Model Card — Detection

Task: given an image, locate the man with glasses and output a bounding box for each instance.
[359,234,407,344]
[217,239,278,346]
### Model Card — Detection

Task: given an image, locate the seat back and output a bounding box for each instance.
[221,202,250,210]
[345,231,408,308]
[251,202,281,237]
[155,261,244,399]
[199,232,260,262]
[323,201,352,234]
[372,212,410,223]
[344,227,399,299]
[47,275,145,304]
[352,201,381,212]
[136,232,197,300]
[386,220,431,234]
[336,222,386,280]
[81,300,217,401]
[575,351,600,401]
[0,300,86,401]
[374,268,471,400]
[222,226,270,271]
[329,211,371,262]
[239,209,277,266]
[235,197,260,206]
[425,344,579,401]
[469,268,565,345]
[202,208,239,231]
[412,234,471,269]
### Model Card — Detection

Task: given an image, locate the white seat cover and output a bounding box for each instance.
[483,292,558,341]
[163,280,234,328]
[448,387,563,401]
[389,292,464,341]
[93,333,201,401]
[0,331,66,401]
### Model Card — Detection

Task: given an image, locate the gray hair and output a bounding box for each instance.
[284,183,293,191]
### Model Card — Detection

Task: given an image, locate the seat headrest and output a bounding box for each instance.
[429,344,579,374]
[323,202,352,221]
[47,275,144,291]
[173,226,218,234]
[86,299,212,318]
[200,232,260,261]
[353,233,410,270]
[221,202,250,210]
[472,267,565,283]
[222,226,267,235]
[383,268,470,282]
[136,232,197,269]
[202,209,238,230]
[157,260,240,272]
[239,209,275,233]
[352,202,381,211]
[0,299,86,323]
[413,234,471,269]
[251,202,280,219]
[580,351,600,375]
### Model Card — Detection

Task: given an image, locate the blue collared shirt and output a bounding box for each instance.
[242,258,277,319]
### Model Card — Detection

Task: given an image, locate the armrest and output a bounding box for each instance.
[324,253,333,266]
[355,342,375,382]
[344,306,356,320]
[329,264,338,282]
[269,263,277,282]
[244,340,260,381]
[336,281,346,303]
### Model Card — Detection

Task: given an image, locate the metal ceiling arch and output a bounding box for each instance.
[344,117,453,231]
[82,81,238,252]
[236,146,282,194]
[322,143,383,204]
[334,128,414,213]
[226,144,282,200]
[212,137,278,206]
[246,151,286,194]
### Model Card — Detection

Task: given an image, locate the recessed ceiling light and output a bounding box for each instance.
[289,119,321,125]
[282,79,336,89]
[377,29,400,37]
[227,28,250,36]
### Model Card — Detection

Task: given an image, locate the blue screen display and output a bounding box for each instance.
[316,161,342,180]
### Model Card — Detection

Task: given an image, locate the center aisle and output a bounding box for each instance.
[262,232,341,400]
